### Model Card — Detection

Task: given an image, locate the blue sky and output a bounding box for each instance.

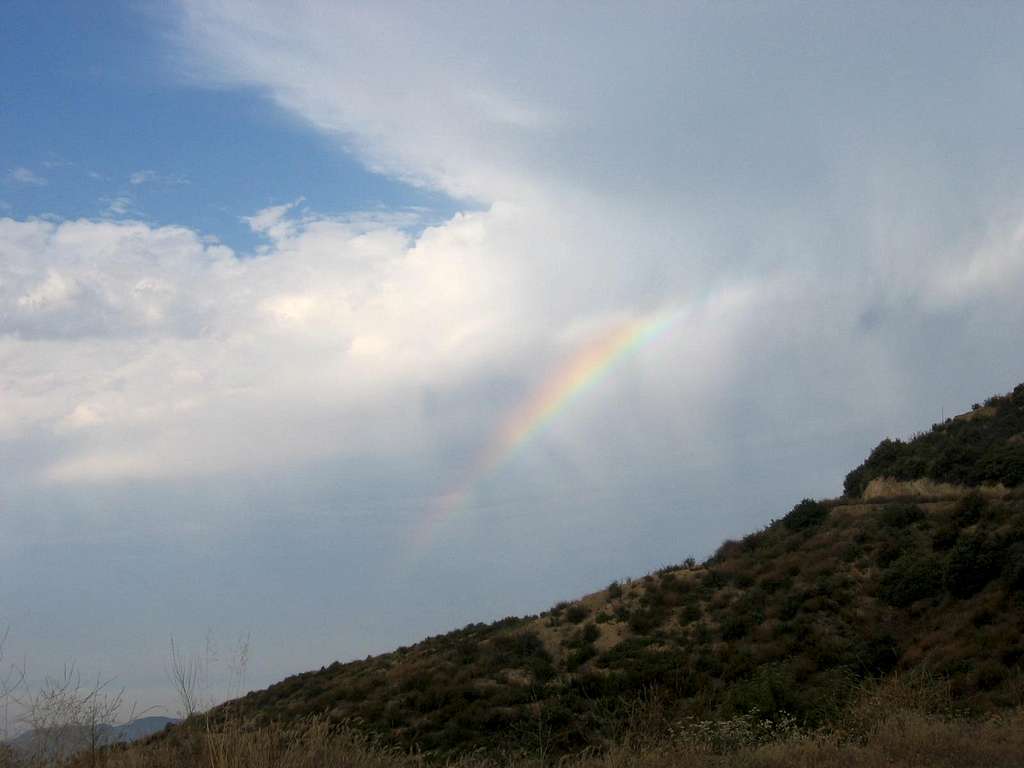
[3,1,1024,725]
[1,2,457,251]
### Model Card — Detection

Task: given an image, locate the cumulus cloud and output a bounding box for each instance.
[5,2,1024,519]
[129,170,157,185]
[129,169,189,186]
[104,195,135,216]
[0,204,533,482]
[7,167,47,186]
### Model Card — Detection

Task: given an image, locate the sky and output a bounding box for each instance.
[3,1,1024,722]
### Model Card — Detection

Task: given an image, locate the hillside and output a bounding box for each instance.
[173,385,1024,758]
[844,383,1024,495]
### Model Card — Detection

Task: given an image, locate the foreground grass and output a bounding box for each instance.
[30,679,1023,768]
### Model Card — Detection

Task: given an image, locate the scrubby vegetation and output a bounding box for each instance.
[844,384,1024,496]
[18,677,1024,767]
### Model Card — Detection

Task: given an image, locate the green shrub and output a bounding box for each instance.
[565,644,597,672]
[879,552,944,606]
[704,568,729,589]
[954,491,987,527]
[783,499,829,531]
[974,659,1007,691]
[932,520,960,551]
[628,606,667,633]
[945,533,1004,598]
[721,615,752,641]
[1004,542,1024,590]
[564,604,590,624]
[607,581,623,599]
[679,603,701,624]
[777,592,803,621]
[881,503,924,528]
[876,534,913,568]
[734,571,755,588]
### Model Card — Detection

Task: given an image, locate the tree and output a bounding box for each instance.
[167,630,251,719]
[0,627,26,744]
[19,662,127,768]
[167,636,203,719]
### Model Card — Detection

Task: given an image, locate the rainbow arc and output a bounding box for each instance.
[416,309,681,545]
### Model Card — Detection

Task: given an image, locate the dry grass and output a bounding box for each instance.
[861,477,1012,502]
[70,708,1024,768]
[16,678,1020,768]
[597,710,1024,768]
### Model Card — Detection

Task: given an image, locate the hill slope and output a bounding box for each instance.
[198,385,1024,756]
[845,383,1024,495]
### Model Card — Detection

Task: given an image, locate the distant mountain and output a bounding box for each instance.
[171,385,1024,757]
[103,716,179,743]
[7,715,178,757]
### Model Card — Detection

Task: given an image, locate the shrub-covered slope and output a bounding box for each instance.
[202,389,1024,757]
[844,383,1024,496]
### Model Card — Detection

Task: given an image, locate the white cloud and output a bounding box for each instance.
[4,194,1023,494]
[243,198,302,238]
[7,167,47,186]
[129,169,189,186]
[5,3,1024,509]
[0,205,532,482]
[129,170,157,185]
[104,195,134,216]
[16,269,79,311]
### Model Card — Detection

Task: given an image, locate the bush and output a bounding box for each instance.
[607,581,623,599]
[974,659,1006,691]
[1004,542,1024,590]
[783,499,829,531]
[627,606,667,633]
[720,615,752,641]
[931,521,960,551]
[679,603,701,624]
[879,553,944,607]
[565,644,597,672]
[945,534,1004,598]
[876,534,913,568]
[881,503,924,528]
[564,604,590,624]
[954,492,987,527]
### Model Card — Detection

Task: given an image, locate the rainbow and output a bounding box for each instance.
[416,308,682,545]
